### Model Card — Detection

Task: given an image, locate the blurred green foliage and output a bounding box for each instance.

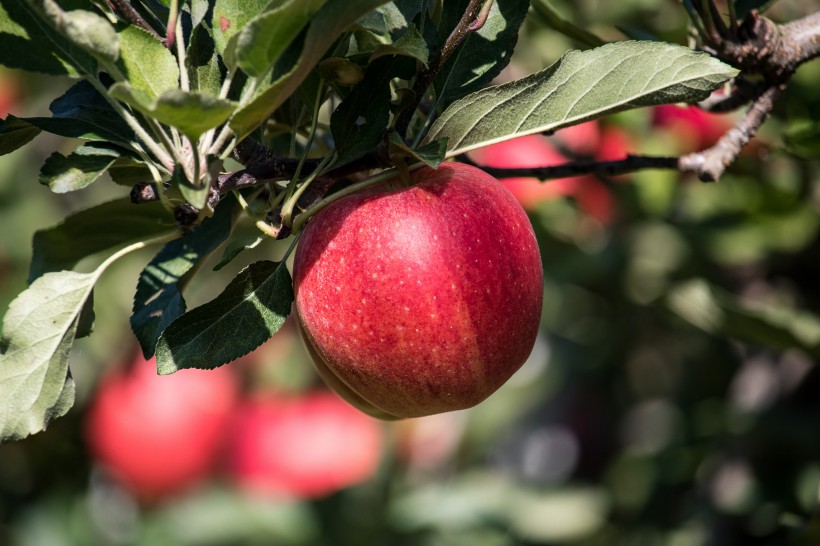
[2,0,820,545]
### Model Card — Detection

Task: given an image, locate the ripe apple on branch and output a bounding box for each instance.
[0,0,818,446]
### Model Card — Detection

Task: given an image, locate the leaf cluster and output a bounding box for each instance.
[0,0,737,442]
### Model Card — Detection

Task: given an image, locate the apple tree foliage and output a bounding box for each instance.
[0,0,745,442]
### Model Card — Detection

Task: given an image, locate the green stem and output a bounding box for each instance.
[280,151,336,228]
[86,78,175,170]
[290,163,423,234]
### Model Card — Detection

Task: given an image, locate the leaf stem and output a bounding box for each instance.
[94,232,180,279]
[291,163,423,234]
[86,78,175,170]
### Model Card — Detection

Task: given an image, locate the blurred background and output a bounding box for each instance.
[2,0,820,544]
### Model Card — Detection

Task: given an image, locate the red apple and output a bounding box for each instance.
[85,354,239,501]
[292,162,543,419]
[225,391,383,499]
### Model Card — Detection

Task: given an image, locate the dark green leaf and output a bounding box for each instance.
[29,199,176,282]
[108,157,156,186]
[0,0,93,75]
[317,57,365,87]
[229,0,391,142]
[131,197,238,358]
[155,260,293,374]
[433,0,530,106]
[118,26,179,99]
[0,116,41,156]
[24,80,136,146]
[29,0,119,72]
[389,133,447,168]
[426,41,738,157]
[109,83,236,140]
[39,142,131,193]
[331,56,413,167]
[212,229,264,271]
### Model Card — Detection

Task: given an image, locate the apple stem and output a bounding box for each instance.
[393,156,413,188]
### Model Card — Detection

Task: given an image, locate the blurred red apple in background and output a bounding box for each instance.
[652,104,731,152]
[225,391,383,499]
[293,162,543,419]
[0,68,20,118]
[468,121,629,223]
[85,355,239,501]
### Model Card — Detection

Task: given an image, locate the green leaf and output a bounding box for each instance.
[108,156,156,186]
[317,57,365,87]
[155,260,293,374]
[425,40,739,157]
[229,0,391,142]
[434,0,530,106]
[110,83,236,140]
[118,26,179,99]
[39,142,131,193]
[0,236,158,443]
[212,229,264,271]
[369,24,429,66]
[0,272,85,443]
[187,23,224,96]
[0,0,94,76]
[228,0,327,77]
[356,0,420,39]
[666,279,820,358]
[29,199,176,282]
[530,0,606,48]
[19,80,136,146]
[131,197,238,358]
[331,56,413,167]
[30,0,119,72]
[0,116,41,156]
[389,133,447,168]
[211,0,268,54]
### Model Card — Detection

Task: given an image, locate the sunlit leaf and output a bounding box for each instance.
[39,142,132,193]
[118,26,179,99]
[426,41,738,157]
[227,0,327,77]
[0,238,153,443]
[109,83,236,140]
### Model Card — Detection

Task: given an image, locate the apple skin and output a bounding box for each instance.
[84,355,239,501]
[225,391,383,499]
[293,162,543,419]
